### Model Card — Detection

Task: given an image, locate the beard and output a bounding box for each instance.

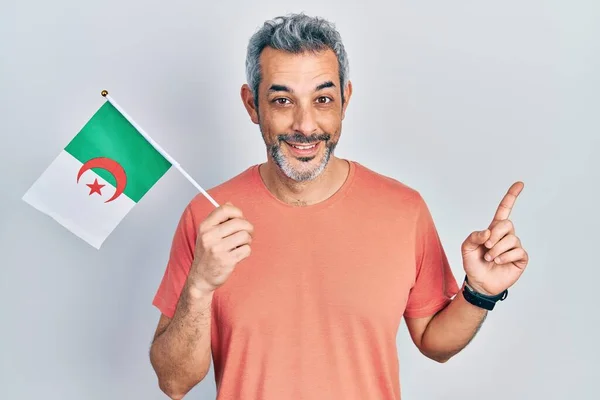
[266,131,338,182]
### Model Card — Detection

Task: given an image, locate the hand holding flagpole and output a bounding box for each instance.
[101,90,220,208]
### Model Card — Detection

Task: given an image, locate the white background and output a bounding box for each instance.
[1,0,598,398]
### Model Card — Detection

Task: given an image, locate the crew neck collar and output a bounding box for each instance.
[250,159,357,211]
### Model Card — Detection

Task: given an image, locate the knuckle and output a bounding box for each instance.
[520,247,528,257]
[236,245,251,260]
[221,203,236,215]
[198,220,209,234]
[234,217,247,227]
[227,207,240,217]
[461,238,470,249]
[231,251,243,264]
[199,233,211,248]
[497,219,509,230]
[505,234,520,248]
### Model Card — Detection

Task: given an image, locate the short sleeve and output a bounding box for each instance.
[403,195,460,319]
[152,203,198,318]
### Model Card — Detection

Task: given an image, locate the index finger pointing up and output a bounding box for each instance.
[491,181,524,224]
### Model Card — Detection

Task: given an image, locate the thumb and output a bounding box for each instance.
[462,229,490,253]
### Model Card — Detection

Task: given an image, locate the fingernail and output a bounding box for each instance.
[485,241,492,248]
[484,253,492,261]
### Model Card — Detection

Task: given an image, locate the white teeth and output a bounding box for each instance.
[291,144,316,150]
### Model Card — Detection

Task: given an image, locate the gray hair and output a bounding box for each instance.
[245,13,350,106]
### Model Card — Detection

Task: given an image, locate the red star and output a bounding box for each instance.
[86,178,105,196]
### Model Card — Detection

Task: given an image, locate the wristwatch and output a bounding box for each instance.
[462,276,508,311]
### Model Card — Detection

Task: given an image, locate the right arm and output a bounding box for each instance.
[149,203,253,399]
[149,277,214,399]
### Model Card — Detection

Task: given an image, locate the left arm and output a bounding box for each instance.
[405,287,486,363]
[407,182,529,363]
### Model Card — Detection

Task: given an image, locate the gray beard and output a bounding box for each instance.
[267,132,337,182]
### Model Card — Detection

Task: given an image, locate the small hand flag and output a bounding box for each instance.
[22,90,218,249]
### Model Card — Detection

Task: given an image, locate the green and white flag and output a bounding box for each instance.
[23,99,172,249]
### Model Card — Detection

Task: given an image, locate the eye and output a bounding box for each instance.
[316,96,332,104]
[273,98,291,105]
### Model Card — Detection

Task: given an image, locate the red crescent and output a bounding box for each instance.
[77,157,127,203]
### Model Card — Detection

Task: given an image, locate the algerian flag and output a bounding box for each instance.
[22,99,172,249]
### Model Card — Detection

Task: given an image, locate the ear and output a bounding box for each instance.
[341,80,353,120]
[240,84,259,124]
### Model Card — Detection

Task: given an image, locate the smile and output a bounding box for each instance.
[284,141,321,157]
[288,143,317,150]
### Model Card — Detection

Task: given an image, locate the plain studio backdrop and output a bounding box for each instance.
[1,0,598,399]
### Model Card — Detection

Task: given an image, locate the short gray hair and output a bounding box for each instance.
[245,13,350,106]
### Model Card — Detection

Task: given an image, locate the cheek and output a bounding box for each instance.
[318,114,342,137]
[262,109,294,134]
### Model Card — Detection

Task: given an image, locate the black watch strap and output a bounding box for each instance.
[462,276,508,311]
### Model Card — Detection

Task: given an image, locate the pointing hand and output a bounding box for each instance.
[461,182,529,296]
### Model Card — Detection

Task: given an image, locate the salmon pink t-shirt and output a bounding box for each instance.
[152,160,459,399]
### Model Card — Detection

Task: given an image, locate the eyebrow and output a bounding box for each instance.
[268,81,336,94]
[268,84,292,93]
[315,81,336,91]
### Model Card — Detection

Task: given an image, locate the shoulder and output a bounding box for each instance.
[351,161,427,210]
[350,161,441,240]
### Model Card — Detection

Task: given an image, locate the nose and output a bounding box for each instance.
[291,105,318,136]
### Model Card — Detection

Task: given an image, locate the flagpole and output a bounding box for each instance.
[100,90,220,208]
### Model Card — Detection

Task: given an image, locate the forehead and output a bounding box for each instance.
[258,47,340,88]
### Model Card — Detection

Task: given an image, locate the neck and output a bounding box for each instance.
[259,157,349,206]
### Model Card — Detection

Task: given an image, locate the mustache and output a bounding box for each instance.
[277,133,331,144]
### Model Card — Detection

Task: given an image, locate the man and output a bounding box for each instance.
[149,13,529,400]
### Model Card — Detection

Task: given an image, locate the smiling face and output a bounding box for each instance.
[242,47,352,182]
